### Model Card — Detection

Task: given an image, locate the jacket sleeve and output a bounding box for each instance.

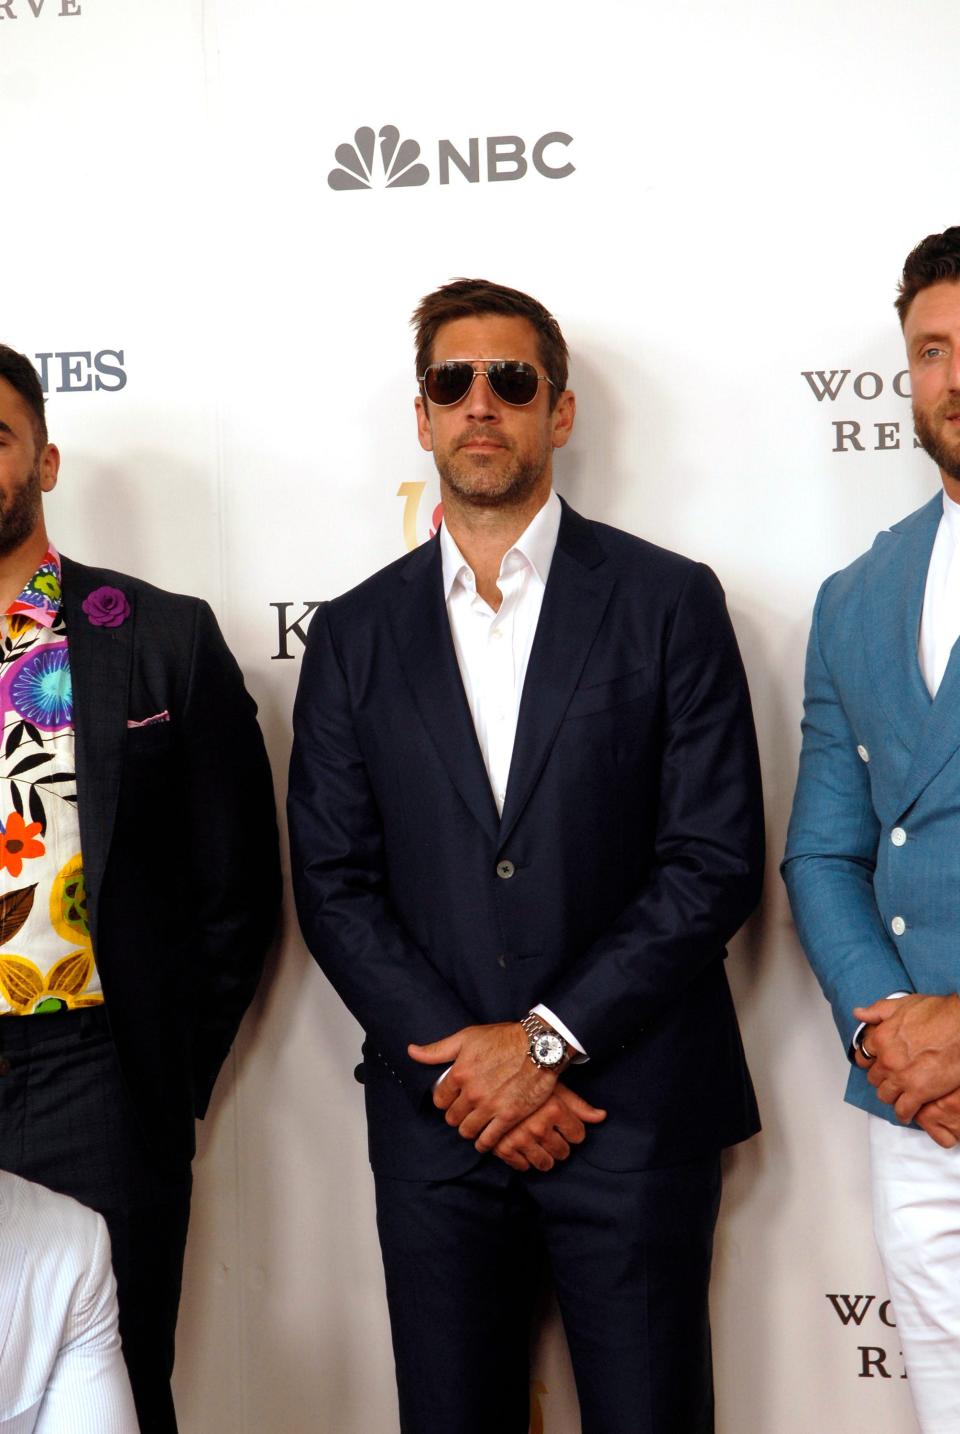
[535,562,765,1060]
[287,604,476,1103]
[781,579,914,1052]
[180,600,280,1116]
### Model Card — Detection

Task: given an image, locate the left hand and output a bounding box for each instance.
[408,1022,558,1149]
[852,994,960,1121]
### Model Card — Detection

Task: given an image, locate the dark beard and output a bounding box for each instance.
[0,457,43,559]
[913,402,960,483]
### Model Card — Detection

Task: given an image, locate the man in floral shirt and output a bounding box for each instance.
[0,344,279,1433]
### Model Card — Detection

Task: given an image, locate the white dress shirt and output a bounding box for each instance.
[439,491,585,1058]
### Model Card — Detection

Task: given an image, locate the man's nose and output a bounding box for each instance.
[948,347,960,391]
[463,369,499,419]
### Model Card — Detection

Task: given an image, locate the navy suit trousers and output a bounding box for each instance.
[374,1148,721,1434]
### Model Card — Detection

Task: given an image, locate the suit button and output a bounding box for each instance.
[857,745,870,762]
[496,860,515,879]
[497,953,508,969]
[891,916,906,936]
[891,827,906,847]
[0,1057,10,1077]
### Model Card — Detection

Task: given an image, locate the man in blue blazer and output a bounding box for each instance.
[289,279,764,1433]
[784,227,960,1431]
[0,345,279,1433]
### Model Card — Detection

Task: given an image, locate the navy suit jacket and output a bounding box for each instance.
[61,555,279,1164]
[289,502,763,1179]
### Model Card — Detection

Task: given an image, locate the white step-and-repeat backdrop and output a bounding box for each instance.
[2,1,951,1428]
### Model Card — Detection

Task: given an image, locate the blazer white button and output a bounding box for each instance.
[891,915,906,936]
[891,827,907,847]
[857,744,870,762]
[496,860,515,879]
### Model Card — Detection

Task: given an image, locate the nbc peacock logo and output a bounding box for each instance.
[328,126,429,191]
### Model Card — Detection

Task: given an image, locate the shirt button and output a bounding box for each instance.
[491,629,503,641]
[891,916,906,936]
[496,860,515,879]
[891,827,907,847]
[857,744,870,762]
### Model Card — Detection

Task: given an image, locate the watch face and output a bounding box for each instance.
[532,1032,565,1067]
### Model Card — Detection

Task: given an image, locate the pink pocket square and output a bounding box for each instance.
[127,710,170,729]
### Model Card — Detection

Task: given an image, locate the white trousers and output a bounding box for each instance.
[870,1114,960,1433]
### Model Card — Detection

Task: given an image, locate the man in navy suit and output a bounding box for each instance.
[784,227,960,1431]
[0,344,279,1433]
[289,280,764,1434]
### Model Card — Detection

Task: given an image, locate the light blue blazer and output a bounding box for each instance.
[783,492,960,1122]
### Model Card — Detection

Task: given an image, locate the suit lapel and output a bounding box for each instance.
[498,504,614,850]
[391,538,501,845]
[61,557,135,931]
[901,505,960,810]
[862,497,938,760]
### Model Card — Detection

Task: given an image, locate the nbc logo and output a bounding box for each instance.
[328,126,574,191]
[328,127,429,190]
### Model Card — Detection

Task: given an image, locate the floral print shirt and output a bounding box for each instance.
[0,547,101,1015]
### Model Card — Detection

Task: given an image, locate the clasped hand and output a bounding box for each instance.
[409,1022,605,1172]
[853,993,960,1147]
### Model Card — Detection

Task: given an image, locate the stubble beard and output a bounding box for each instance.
[913,399,960,484]
[435,435,551,510]
[0,457,43,559]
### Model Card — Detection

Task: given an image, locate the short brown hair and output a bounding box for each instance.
[896,227,960,325]
[0,345,47,448]
[412,278,569,408]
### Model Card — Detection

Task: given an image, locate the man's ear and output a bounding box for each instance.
[415,395,434,452]
[39,443,61,493]
[550,391,575,450]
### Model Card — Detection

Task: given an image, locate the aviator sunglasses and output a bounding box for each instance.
[419,360,555,407]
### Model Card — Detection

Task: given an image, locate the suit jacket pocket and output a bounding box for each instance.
[124,722,174,757]
[563,666,653,720]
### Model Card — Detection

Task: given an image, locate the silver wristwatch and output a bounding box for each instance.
[521,1014,570,1071]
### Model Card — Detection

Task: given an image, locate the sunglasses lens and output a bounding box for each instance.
[487,362,540,405]
[424,363,474,405]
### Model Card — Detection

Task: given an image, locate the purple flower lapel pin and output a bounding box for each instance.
[82,586,131,629]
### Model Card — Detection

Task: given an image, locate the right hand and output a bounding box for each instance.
[492,1082,606,1173]
[853,994,960,1118]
